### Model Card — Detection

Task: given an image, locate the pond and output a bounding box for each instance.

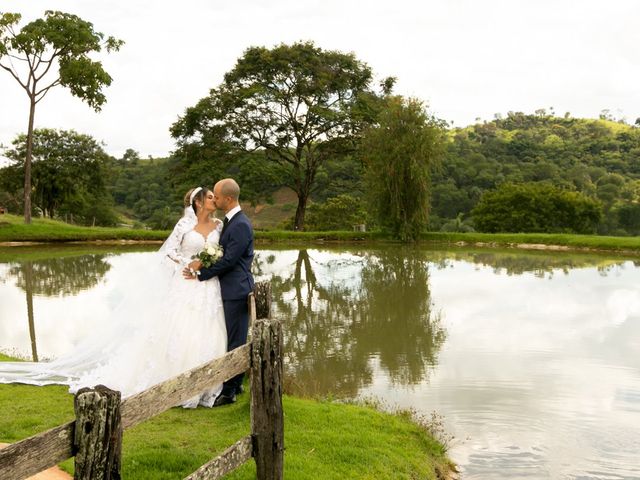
[1,244,639,479]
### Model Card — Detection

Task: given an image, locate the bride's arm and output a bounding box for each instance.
[160,218,191,266]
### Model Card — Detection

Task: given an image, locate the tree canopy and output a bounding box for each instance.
[360,96,446,241]
[3,128,118,225]
[431,111,640,234]
[171,41,380,230]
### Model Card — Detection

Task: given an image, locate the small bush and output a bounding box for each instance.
[305,194,369,231]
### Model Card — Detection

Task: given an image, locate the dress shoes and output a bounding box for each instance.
[213,393,236,407]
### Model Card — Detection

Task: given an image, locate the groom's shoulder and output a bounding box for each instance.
[238,210,253,226]
[231,211,253,233]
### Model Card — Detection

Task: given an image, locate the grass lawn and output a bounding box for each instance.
[0,378,453,479]
[4,212,638,254]
[0,214,168,242]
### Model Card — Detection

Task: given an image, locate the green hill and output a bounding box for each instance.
[431,112,640,235]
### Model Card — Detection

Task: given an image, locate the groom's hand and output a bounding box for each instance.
[182,260,203,280]
[182,267,197,280]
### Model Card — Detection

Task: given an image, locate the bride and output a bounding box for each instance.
[0,187,227,408]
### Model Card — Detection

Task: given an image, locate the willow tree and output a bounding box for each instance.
[0,11,123,223]
[360,96,446,241]
[172,41,379,230]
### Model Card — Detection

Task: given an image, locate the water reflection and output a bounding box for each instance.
[9,256,112,297]
[7,256,112,361]
[0,245,150,361]
[1,245,640,479]
[427,248,632,277]
[264,248,446,396]
[355,249,445,385]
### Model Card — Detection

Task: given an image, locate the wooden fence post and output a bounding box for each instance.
[254,281,272,320]
[250,318,284,480]
[74,385,122,480]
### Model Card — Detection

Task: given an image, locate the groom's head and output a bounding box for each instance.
[213,178,240,213]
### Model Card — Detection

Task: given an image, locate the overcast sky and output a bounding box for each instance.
[1,0,639,163]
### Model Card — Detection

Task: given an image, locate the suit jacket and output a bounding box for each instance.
[197,210,255,300]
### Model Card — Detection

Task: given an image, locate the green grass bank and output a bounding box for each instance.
[2,213,640,253]
[0,214,168,242]
[0,376,454,479]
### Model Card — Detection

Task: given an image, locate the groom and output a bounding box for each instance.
[185,178,255,406]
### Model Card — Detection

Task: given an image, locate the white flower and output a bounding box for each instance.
[206,244,216,255]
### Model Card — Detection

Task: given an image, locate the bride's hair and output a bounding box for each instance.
[183,188,196,207]
[183,187,210,215]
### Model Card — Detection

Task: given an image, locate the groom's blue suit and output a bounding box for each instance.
[197,210,254,395]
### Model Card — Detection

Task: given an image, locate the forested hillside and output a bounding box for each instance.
[2,112,640,234]
[431,111,640,235]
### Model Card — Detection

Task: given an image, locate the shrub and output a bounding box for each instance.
[472,182,602,233]
[305,194,369,231]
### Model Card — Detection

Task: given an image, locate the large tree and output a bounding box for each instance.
[360,96,446,241]
[171,41,379,230]
[4,128,118,225]
[0,11,123,223]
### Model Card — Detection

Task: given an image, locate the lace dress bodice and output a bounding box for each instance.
[180,227,221,260]
[163,221,222,267]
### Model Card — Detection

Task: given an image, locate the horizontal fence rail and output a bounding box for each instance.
[184,435,253,480]
[0,345,251,480]
[0,422,75,480]
[121,344,251,430]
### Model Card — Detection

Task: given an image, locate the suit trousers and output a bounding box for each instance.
[221,297,249,395]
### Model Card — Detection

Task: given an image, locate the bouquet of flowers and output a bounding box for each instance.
[192,242,224,271]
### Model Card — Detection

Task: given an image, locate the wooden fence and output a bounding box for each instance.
[0,281,283,480]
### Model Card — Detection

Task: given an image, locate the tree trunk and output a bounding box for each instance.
[293,191,308,231]
[23,97,36,224]
[24,262,38,362]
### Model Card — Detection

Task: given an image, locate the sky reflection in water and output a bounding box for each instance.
[1,246,639,479]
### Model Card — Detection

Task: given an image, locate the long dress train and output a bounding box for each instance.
[0,212,227,408]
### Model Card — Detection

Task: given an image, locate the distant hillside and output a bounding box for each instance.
[431,112,640,234]
[241,187,297,230]
[6,112,637,234]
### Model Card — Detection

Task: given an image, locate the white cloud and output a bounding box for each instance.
[1,0,639,163]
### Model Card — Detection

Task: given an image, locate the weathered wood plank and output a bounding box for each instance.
[254,281,272,320]
[248,292,257,327]
[121,344,250,430]
[74,385,122,480]
[0,344,251,479]
[0,421,74,480]
[251,319,284,480]
[183,435,253,480]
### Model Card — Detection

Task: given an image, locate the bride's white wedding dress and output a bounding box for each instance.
[0,210,227,408]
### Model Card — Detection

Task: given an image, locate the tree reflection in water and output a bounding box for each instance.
[266,248,446,398]
[7,255,112,361]
[9,256,112,297]
[427,249,630,278]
